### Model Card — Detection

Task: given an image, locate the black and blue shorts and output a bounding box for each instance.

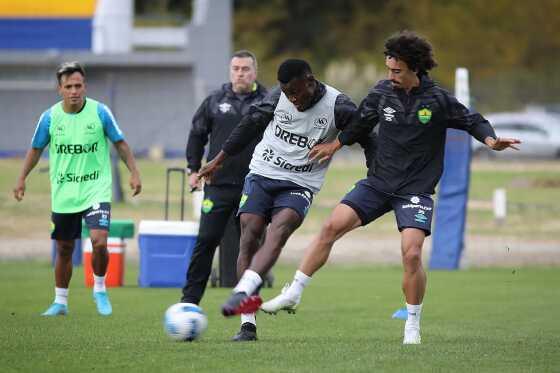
[237,174,314,222]
[341,179,434,236]
[51,202,111,240]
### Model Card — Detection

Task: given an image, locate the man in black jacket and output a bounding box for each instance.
[181,50,267,341]
[261,31,520,345]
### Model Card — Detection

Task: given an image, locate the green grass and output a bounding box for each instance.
[1,262,558,372]
[1,158,559,239]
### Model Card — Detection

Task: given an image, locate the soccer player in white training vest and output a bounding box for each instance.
[197,59,374,340]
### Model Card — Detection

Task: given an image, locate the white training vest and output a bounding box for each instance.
[249,84,340,193]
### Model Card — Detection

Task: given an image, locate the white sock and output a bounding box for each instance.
[54,287,68,306]
[288,270,312,297]
[241,313,256,326]
[93,274,106,293]
[233,270,263,295]
[405,303,422,327]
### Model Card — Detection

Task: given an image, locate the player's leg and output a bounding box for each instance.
[221,174,271,318]
[43,212,81,316]
[400,228,426,344]
[226,180,310,315]
[262,179,391,314]
[84,203,112,316]
[232,212,265,340]
[181,185,235,304]
[261,203,361,314]
[393,194,433,344]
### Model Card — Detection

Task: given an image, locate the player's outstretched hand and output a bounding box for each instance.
[309,139,342,164]
[130,172,142,196]
[486,137,521,151]
[13,179,25,201]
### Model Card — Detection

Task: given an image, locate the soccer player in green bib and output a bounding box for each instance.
[13,62,142,316]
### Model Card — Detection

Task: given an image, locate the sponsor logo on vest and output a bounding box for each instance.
[56,170,100,184]
[383,106,396,122]
[313,117,328,129]
[273,156,314,173]
[55,142,98,154]
[85,122,97,134]
[263,148,274,162]
[274,125,320,149]
[275,109,293,124]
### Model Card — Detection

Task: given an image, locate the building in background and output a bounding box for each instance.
[0,0,231,157]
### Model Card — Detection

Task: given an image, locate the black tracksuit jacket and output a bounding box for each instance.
[186,82,268,186]
[338,75,496,195]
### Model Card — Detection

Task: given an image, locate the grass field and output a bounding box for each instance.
[1,261,559,372]
[1,158,560,240]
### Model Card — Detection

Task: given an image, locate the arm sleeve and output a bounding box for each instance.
[444,93,496,143]
[338,89,380,146]
[222,86,281,156]
[186,96,212,172]
[333,94,357,130]
[30,109,51,149]
[98,103,125,143]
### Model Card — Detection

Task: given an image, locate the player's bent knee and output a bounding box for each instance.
[403,246,422,267]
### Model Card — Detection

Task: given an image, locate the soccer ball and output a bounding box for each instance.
[163,303,208,341]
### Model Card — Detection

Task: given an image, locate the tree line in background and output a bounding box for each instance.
[135,0,560,111]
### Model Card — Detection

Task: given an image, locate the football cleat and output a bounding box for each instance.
[221,292,262,317]
[41,303,68,316]
[93,291,112,316]
[231,322,258,342]
[260,284,300,315]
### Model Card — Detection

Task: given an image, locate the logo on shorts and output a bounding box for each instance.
[417,107,432,124]
[202,198,214,214]
[262,148,274,162]
[92,203,100,210]
[410,196,420,204]
[239,194,248,208]
[414,210,428,223]
[50,222,55,233]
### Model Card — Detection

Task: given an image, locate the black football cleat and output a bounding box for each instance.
[221,292,263,317]
[231,322,258,342]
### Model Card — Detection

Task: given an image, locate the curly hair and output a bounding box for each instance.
[384,31,437,75]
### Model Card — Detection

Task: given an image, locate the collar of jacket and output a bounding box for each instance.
[224,82,265,98]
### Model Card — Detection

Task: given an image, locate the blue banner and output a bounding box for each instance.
[430,129,471,269]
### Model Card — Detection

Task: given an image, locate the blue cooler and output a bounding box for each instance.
[138,220,199,287]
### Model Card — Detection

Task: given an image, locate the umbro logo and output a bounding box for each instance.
[218,102,232,113]
[383,106,396,122]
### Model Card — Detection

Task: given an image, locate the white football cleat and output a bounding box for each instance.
[403,325,421,344]
[260,284,300,314]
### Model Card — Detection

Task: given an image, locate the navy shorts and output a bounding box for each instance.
[51,202,111,240]
[237,174,314,222]
[341,179,434,236]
